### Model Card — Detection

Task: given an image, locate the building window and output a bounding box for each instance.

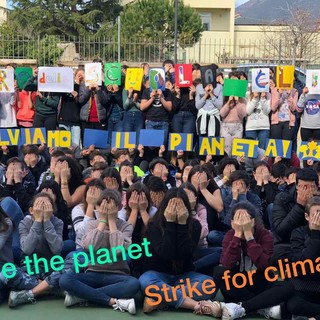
[200,13,212,31]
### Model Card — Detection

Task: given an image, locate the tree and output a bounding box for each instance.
[114,0,203,61]
[8,0,122,37]
[260,7,320,67]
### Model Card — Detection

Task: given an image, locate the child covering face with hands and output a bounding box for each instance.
[213,202,293,320]
[139,188,219,316]
[4,193,64,308]
[59,189,140,314]
[126,182,157,277]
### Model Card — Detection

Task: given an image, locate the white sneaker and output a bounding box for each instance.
[8,290,36,308]
[222,303,246,320]
[64,292,86,307]
[112,298,136,314]
[258,305,281,319]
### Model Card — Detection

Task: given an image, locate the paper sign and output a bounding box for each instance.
[306,70,320,94]
[0,69,14,92]
[19,128,47,146]
[111,132,136,149]
[0,128,71,147]
[83,129,108,149]
[139,129,164,147]
[149,68,166,91]
[199,137,224,156]
[276,66,294,90]
[85,63,102,86]
[168,133,193,151]
[265,139,292,159]
[232,138,258,158]
[298,141,320,161]
[47,131,71,147]
[200,64,218,87]
[175,64,193,88]
[251,68,270,92]
[125,68,143,91]
[38,67,74,93]
[104,63,121,86]
[0,129,20,146]
[223,79,248,98]
[16,67,33,90]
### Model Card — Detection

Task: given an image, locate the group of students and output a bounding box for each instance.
[1,60,319,157]
[0,136,320,320]
[0,60,320,320]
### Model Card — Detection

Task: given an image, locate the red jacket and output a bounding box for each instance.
[220,225,274,271]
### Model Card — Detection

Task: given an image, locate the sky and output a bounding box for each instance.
[235,0,250,7]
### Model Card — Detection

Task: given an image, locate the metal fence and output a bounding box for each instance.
[0,34,319,67]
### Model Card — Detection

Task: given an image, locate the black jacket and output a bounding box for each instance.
[143,220,201,275]
[290,226,320,280]
[0,171,37,213]
[29,156,49,184]
[272,185,307,245]
[58,84,81,125]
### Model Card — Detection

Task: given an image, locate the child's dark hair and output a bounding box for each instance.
[152,188,193,235]
[217,157,240,175]
[84,179,105,211]
[296,168,318,186]
[101,167,123,193]
[125,182,151,215]
[92,161,108,172]
[271,163,286,179]
[23,144,39,156]
[29,192,57,213]
[57,156,84,194]
[149,158,169,171]
[163,59,174,67]
[90,150,106,162]
[6,157,28,171]
[305,196,320,215]
[97,189,122,208]
[51,150,65,159]
[229,170,251,188]
[145,176,167,193]
[120,160,134,170]
[253,161,270,173]
[231,201,262,227]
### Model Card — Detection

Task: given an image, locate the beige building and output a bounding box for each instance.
[121,0,319,66]
[0,0,7,24]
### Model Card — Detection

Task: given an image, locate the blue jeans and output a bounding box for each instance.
[139,270,217,308]
[207,230,225,247]
[59,271,140,306]
[194,247,222,272]
[107,115,123,147]
[172,111,195,134]
[61,240,76,258]
[245,129,270,150]
[58,124,81,148]
[0,197,24,263]
[145,120,169,145]
[123,111,144,143]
